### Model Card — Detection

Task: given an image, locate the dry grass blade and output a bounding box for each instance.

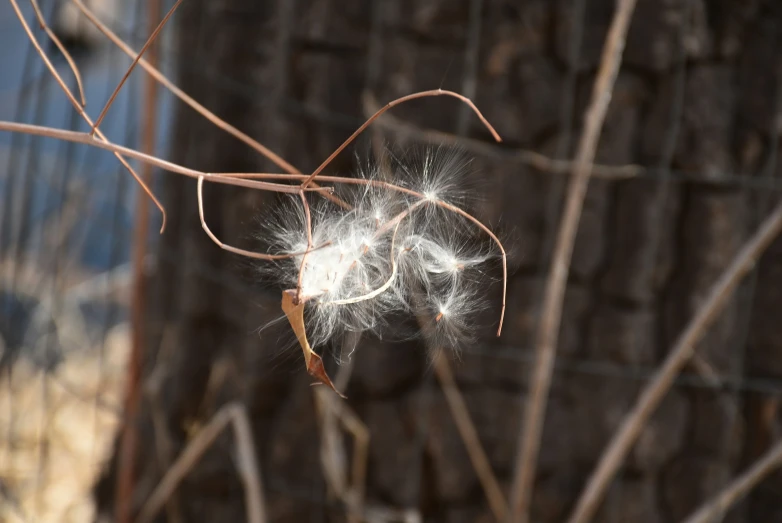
[136,402,266,523]
[682,440,782,523]
[509,1,639,521]
[566,198,782,523]
[411,298,507,521]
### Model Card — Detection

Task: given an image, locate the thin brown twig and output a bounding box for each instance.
[410,295,507,522]
[313,357,353,496]
[89,0,184,135]
[566,198,782,523]
[432,352,509,522]
[300,89,502,189]
[362,91,645,181]
[13,0,509,334]
[136,402,266,523]
[509,1,639,521]
[332,398,369,523]
[682,440,782,523]
[0,122,329,193]
[457,0,483,136]
[195,177,331,260]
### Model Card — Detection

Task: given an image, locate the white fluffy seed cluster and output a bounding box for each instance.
[263,148,495,354]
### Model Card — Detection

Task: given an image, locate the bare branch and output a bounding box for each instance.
[68,0,349,210]
[510,1,639,521]
[682,440,782,523]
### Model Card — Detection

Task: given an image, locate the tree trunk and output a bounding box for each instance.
[96,0,782,521]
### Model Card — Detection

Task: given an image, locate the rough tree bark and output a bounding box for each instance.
[95,0,782,522]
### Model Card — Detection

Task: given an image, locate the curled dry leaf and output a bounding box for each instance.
[281,289,346,397]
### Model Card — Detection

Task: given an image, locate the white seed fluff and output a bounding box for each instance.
[261,147,495,355]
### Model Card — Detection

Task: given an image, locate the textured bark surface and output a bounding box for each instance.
[96,0,782,521]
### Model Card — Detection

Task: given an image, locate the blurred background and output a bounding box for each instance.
[2,0,782,522]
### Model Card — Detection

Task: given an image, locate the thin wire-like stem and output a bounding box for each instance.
[435,199,506,335]
[196,177,330,260]
[0,121,329,193]
[509,1,639,521]
[29,0,86,106]
[566,198,782,523]
[89,0,183,135]
[9,1,511,413]
[10,0,508,332]
[300,89,502,189]
[9,0,167,229]
[681,440,782,523]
